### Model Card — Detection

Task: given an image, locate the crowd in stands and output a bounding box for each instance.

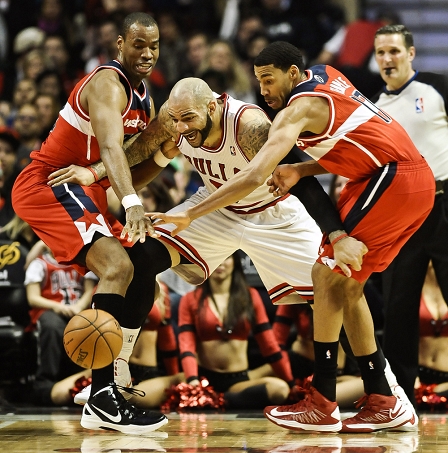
[1,0,447,414]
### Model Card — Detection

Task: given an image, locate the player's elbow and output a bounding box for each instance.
[245,168,267,189]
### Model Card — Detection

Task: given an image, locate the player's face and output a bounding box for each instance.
[167,102,213,148]
[374,33,415,90]
[254,64,293,110]
[118,23,160,86]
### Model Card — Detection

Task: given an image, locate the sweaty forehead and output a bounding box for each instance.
[125,23,159,41]
[167,96,200,118]
[254,64,282,78]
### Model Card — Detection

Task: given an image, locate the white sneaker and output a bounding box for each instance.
[80,383,167,435]
[74,357,133,405]
[384,360,418,431]
[74,384,91,405]
[390,384,419,431]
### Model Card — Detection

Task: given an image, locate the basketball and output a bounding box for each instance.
[63,309,123,369]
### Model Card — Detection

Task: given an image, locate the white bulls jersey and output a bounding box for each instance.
[176,93,285,214]
[155,93,322,304]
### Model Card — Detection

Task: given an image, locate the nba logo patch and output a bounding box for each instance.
[230,146,236,156]
[415,97,424,113]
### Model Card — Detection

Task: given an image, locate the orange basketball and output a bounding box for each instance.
[63,309,123,369]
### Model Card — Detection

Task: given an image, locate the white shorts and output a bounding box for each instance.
[155,187,322,304]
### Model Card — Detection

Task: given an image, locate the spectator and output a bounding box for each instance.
[0,126,20,227]
[43,34,84,99]
[314,7,400,97]
[9,78,38,123]
[34,92,60,140]
[84,16,119,74]
[415,261,448,411]
[180,31,210,79]
[256,0,339,63]
[176,253,292,409]
[155,11,186,90]
[13,102,42,170]
[37,0,76,47]
[232,12,265,61]
[10,27,46,85]
[25,245,98,406]
[0,215,38,327]
[35,69,67,105]
[371,24,448,409]
[198,39,256,104]
[21,49,51,82]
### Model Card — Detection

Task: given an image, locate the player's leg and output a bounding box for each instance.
[112,238,173,389]
[74,238,174,403]
[264,262,344,433]
[79,236,168,434]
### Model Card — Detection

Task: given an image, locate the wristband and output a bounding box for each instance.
[121,194,143,210]
[86,166,99,182]
[186,375,199,384]
[153,149,172,167]
[331,233,348,247]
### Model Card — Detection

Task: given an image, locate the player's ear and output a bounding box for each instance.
[208,100,217,115]
[290,65,300,80]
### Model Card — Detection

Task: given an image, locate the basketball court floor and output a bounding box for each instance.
[1,405,447,452]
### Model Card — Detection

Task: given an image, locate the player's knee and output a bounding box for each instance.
[103,259,134,287]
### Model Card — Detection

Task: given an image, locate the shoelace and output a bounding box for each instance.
[286,387,314,411]
[111,385,149,418]
[354,394,369,410]
[116,384,146,399]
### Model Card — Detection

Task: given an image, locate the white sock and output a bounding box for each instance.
[114,327,140,387]
[119,327,141,361]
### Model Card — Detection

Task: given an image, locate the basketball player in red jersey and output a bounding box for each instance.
[12,13,169,434]
[149,41,434,432]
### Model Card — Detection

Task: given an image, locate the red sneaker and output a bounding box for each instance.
[341,393,413,433]
[264,386,342,432]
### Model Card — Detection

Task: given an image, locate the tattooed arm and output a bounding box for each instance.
[48,102,179,187]
[237,107,271,161]
[90,102,177,179]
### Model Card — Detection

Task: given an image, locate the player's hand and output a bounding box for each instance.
[267,164,301,196]
[333,236,368,278]
[121,205,159,243]
[149,210,192,236]
[48,165,95,187]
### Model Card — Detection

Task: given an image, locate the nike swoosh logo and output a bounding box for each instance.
[91,404,122,423]
[269,407,304,417]
[389,407,406,419]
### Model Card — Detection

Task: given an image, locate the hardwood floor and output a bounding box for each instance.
[0,406,447,452]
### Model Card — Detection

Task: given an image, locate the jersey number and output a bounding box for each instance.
[351,90,392,124]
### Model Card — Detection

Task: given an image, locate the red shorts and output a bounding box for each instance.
[317,158,435,282]
[12,160,130,275]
